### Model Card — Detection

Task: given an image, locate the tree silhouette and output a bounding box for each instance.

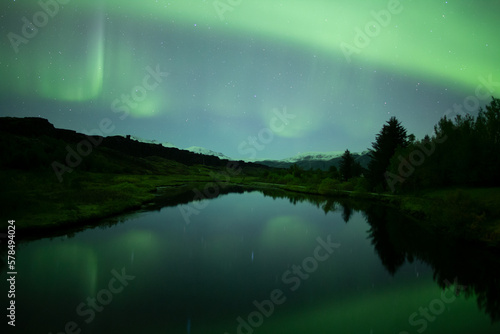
[339,149,362,181]
[367,117,409,191]
[339,149,354,181]
[385,97,500,192]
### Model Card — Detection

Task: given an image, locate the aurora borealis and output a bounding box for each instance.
[1,0,499,160]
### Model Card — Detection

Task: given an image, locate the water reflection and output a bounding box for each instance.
[362,201,500,323]
[3,185,499,330]
[259,188,500,323]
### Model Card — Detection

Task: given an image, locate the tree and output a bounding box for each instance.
[339,149,362,181]
[328,165,340,179]
[339,149,354,181]
[380,97,500,192]
[478,97,500,185]
[367,117,409,191]
[289,163,302,178]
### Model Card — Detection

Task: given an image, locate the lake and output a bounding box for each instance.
[3,189,500,333]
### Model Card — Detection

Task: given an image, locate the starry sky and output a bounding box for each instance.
[0,0,498,160]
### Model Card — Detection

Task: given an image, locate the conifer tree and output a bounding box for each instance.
[367,117,409,191]
[339,149,354,181]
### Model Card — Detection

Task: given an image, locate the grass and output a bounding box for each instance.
[1,171,146,230]
[416,187,500,244]
[0,162,262,235]
[0,170,191,231]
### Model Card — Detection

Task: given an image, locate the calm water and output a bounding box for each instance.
[3,190,500,333]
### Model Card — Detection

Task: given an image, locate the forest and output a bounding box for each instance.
[263,97,500,195]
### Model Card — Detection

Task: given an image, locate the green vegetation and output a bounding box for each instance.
[1,165,268,234]
[1,170,158,231]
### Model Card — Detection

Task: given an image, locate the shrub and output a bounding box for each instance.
[283,174,295,185]
[339,181,354,191]
[353,177,369,192]
[318,178,340,194]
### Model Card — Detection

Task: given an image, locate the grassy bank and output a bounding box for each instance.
[2,168,499,248]
[0,168,253,235]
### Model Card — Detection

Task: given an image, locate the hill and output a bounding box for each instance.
[0,117,269,233]
[185,146,232,160]
[0,117,267,180]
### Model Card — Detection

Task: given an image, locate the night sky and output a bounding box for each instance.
[1,0,498,160]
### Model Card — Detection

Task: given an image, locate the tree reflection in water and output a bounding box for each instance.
[260,188,500,323]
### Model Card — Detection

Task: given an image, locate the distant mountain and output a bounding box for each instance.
[256,150,371,171]
[281,151,345,163]
[352,150,371,168]
[185,146,231,160]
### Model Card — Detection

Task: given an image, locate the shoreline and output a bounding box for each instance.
[7,176,500,248]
